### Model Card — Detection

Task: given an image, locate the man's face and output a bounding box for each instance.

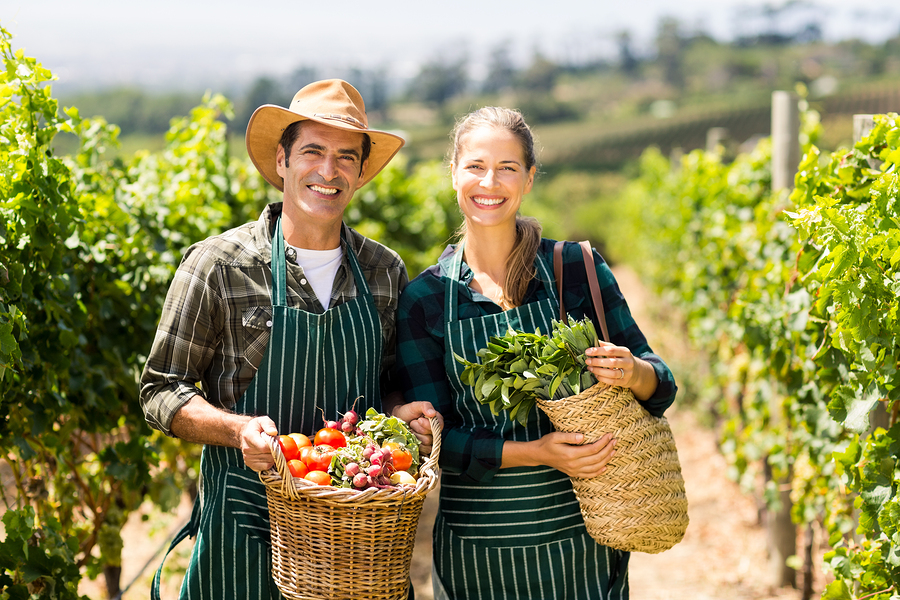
[275,120,369,233]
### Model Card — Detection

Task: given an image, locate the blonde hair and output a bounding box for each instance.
[450,107,542,309]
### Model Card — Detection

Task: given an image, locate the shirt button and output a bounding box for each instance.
[266,320,273,328]
[300,278,307,285]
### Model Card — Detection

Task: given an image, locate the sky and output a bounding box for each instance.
[2,0,900,93]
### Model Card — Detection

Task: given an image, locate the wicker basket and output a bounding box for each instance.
[536,382,688,554]
[258,417,441,600]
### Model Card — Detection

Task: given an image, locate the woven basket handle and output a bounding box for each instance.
[259,415,442,494]
[553,240,610,343]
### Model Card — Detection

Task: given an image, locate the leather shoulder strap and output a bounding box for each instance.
[553,240,610,342]
[579,241,610,343]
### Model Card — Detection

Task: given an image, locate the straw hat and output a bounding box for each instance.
[245,79,405,190]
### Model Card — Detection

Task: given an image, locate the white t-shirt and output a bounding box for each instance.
[290,244,343,310]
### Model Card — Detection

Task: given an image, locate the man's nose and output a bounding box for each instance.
[320,155,339,180]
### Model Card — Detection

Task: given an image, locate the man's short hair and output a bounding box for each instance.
[279,121,371,175]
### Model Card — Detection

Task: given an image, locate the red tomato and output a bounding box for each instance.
[299,445,313,464]
[383,442,413,472]
[278,435,300,461]
[289,433,312,449]
[287,459,308,478]
[314,427,347,449]
[304,470,332,486]
[303,445,335,472]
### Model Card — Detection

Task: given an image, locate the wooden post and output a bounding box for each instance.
[706,127,729,153]
[771,91,800,191]
[853,114,875,143]
[766,90,800,590]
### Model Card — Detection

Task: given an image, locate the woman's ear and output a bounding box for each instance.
[450,163,459,191]
[524,165,536,194]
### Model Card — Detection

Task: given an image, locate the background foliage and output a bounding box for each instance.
[602,93,900,598]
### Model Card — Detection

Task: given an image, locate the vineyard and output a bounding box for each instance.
[2,14,900,600]
[599,95,900,598]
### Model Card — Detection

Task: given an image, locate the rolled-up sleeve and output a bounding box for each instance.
[140,245,223,436]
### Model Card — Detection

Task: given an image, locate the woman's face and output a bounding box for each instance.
[451,125,535,231]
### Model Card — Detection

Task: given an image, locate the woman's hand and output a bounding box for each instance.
[585,342,659,401]
[389,400,443,456]
[503,432,616,478]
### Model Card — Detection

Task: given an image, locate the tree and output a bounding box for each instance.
[407,56,468,108]
[655,17,685,90]
[482,45,516,95]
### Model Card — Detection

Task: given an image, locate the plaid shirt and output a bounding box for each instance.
[395,239,677,482]
[140,203,408,436]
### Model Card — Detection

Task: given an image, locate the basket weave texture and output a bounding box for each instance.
[536,382,688,554]
[258,417,441,600]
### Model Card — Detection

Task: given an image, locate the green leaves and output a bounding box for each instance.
[455,317,598,426]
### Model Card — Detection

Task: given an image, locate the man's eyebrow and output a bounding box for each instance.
[298,142,360,159]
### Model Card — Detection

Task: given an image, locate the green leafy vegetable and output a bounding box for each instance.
[455,316,600,426]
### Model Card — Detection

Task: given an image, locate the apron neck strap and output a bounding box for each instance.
[271,217,371,307]
[272,217,288,307]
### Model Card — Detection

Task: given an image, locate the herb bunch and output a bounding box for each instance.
[455,316,601,426]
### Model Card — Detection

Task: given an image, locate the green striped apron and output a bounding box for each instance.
[433,245,629,600]
[153,217,383,600]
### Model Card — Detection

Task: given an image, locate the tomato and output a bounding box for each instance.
[278,435,300,461]
[289,432,312,449]
[287,459,308,478]
[299,445,314,464]
[304,470,333,486]
[382,442,413,472]
[314,427,347,449]
[303,444,335,472]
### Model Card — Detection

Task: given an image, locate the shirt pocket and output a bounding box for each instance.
[242,306,273,370]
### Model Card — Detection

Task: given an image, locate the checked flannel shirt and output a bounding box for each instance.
[395,239,677,483]
[140,202,408,437]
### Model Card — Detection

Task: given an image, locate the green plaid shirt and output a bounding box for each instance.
[140,203,408,436]
[395,239,677,483]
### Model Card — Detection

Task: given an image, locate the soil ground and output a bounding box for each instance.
[74,266,828,599]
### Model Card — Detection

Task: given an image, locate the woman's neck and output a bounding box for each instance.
[462,223,517,305]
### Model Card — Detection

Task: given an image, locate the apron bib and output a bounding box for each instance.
[433,245,628,600]
[153,218,383,600]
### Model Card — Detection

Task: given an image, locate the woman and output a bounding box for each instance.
[395,107,678,599]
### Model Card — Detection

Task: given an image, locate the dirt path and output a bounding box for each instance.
[79,265,820,599]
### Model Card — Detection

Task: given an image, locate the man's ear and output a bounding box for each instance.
[354,159,369,190]
[275,144,287,178]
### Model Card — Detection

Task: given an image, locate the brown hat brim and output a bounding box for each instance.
[245,105,405,191]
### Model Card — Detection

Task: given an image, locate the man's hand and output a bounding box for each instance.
[241,416,279,471]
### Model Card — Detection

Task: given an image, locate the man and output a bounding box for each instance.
[140,79,436,600]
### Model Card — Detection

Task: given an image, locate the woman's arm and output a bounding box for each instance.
[501,432,617,478]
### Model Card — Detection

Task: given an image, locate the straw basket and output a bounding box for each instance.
[536,383,688,553]
[258,417,441,600]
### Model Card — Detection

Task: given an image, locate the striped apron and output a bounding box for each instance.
[432,246,629,600]
[153,217,383,599]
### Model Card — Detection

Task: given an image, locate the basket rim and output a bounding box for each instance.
[258,414,442,503]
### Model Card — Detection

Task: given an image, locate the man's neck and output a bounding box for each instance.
[280,212,342,251]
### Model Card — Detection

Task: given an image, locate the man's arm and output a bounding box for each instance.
[171,395,279,471]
